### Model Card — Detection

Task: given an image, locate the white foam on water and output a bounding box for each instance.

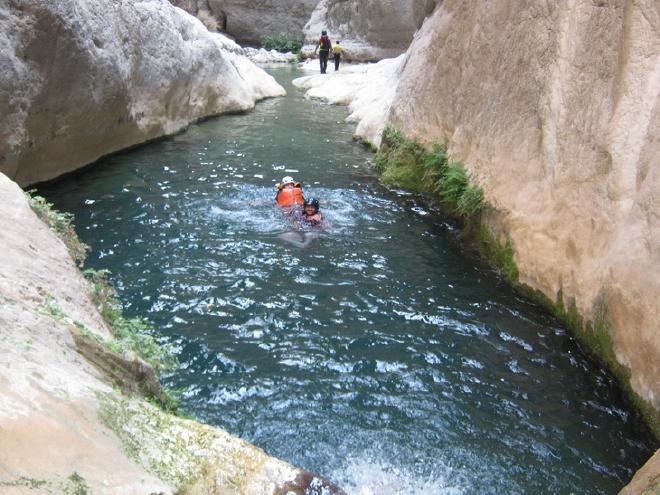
[334,458,467,495]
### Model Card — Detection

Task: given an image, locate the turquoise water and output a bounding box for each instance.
[37,65,655,494]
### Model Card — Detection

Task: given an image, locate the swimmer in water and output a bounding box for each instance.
[300,197,323,226]
[279,197,325,248]
[275,176,305,208]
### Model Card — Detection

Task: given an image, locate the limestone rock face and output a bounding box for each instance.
[302,0,438,61]
[171,0,319,45]
[0,0,285,187]
[0,172,168,493]
[214,0,319,46]
[388,1,660,414]
[619,449,660,495]
[169,0,227,31]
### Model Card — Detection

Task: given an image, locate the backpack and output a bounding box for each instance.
[320,35,330,51]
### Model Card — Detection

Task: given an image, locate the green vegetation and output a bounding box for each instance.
[28,191,178,409]
[378,125,406,151]
[553,290,660,438]
[374,125,660,439]
[26,191,89,265]
[421,143,449,186]
[99,395,212,488]
[0,472,92,495]
[374,127,499,280]
[100,394,282,494]
[437,161,469,204]
[259,32,303,53]
[42,295,94,339]
[471,225,519,284]
[0,477,50,490]
[375,126,484,216]
[83,268,178,374]
[457,184,485,217]
[374,126,428,193]
[41,291,180,410]
[27,191,177,372]
[64,473,90,495]
[0,474,92,494]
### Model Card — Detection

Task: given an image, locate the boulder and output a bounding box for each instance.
[0,0,285,187]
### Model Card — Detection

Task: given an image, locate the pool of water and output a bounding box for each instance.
[36,65,655,494]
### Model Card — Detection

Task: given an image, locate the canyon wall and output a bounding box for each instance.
[387,1,660,418]
[303,0,437,60]
[0,0,285,187]
[170,0,319,45]
[169,0,437,62]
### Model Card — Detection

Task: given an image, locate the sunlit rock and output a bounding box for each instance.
[244,47,299,64]
[619,449,660,495]
[293,0,660,449]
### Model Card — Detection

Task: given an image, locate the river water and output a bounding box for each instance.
[37,65,655,494]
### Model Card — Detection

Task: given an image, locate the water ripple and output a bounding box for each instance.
[34,66,655,495]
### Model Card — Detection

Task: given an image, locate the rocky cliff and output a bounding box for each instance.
[302,0,437,61]
[170,0,319,45]
[170,0,437,62]
[386,1,660,421]
[0,0,285,187]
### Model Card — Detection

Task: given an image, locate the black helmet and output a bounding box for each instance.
[304,197,319,212]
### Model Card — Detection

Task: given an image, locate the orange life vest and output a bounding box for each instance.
[276,187,304,206]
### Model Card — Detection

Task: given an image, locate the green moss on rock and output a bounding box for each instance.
[372,126,660,441]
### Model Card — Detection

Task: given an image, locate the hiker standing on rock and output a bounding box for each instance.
[314,29,332,74]
[332,40,344,71]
